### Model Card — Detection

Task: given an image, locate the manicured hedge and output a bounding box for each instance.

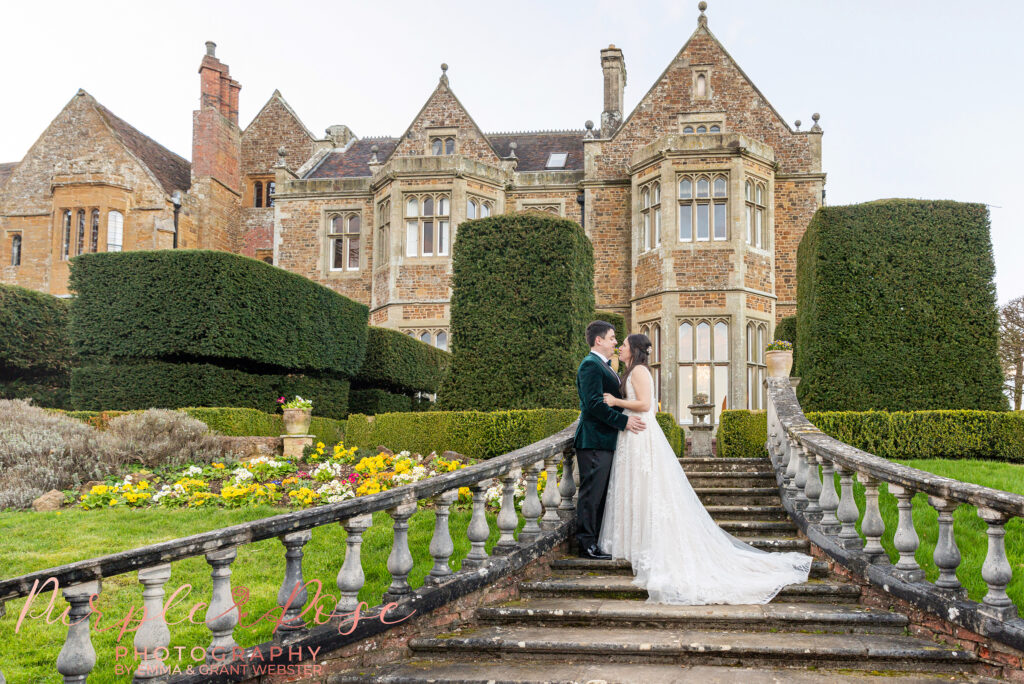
[656,412,683,455]
[345,409,579,460]
[70,361,350,419]
[349,389,414,415]
[596,311,627,343]
[354,327,450,394]
[69,250,368,375]
[438,214,594,410]
[0,284,73,408]
[717,409,1024,462]
[796,200,1005,412]
[718,410,768,458]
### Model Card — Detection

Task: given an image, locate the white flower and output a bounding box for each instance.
[184,466,204,477]
[232,468,253,482]
[316,480,354,503]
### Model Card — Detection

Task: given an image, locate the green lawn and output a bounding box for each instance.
[0,505,523,683]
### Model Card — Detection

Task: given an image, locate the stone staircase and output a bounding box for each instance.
[331,456,985,683]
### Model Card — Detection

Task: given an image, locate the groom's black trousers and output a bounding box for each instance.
[575,448,614,550]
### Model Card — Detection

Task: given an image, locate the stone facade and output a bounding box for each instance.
[0,6,824,426]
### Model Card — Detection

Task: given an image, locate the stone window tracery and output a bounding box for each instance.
[328,212,361,271]
[746,321,768,410]
[467,197,492,220]
[405,328,449,351]
[76,210,86,256]
[640,322,662,406]
[405,194,450,257]
[254,181,263,208]
[745,179,768,249]
[377,198,391,262]
[640,181,661,251]
[678,173,728,242]
[678,318,729,425]
[107,211,123,252]
[431,137,455,156]
[90,210,99,253]
[10,234,21,267]
[61,210,71,260]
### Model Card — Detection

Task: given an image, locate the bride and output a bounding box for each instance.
[597,333,812,605]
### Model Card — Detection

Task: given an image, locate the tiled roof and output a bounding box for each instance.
[94,103,192,194]
[487,131,584,172]
[0,162,16,189]
[305,138,399,179]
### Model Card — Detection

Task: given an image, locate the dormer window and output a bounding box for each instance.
[546,153,568,169]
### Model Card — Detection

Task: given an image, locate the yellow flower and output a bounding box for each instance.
[109,499,117,506]
[316,442,325,449]
[212,463,225,469]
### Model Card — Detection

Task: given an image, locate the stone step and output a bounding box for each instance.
[695,487,782,506]
[704,504,789,520]
[687,472,777,489]
[549,557,830,579]
[477,598,909,634]
[406,626,976,672]
[715,520,798,537]
[519,576,858,603]
[678,457,774,473]
[329,661,981,683]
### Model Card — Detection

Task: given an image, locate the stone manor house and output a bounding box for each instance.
[0,5,824,426]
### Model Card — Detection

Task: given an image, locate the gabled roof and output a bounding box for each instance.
[305,138,398,178]
[93,100,192,194]
[243,89,317,142]
[487,131,585,172]
[0,162,16,189]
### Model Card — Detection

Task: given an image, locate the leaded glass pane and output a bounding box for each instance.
[438,220,449,256]
[713,177,726,197]
[348,236,359,270]
[680,204,692,240]
[653,183,661,204]
[714,365,729,424]
[696,203,709,240]
[406,197,418,217]
[697,178,710,197]
[423,220,434,255]
[679,322,693,361]
[642,188,650,209]
[481,203,490,217]
[679,178,692,199]
[439,197,449,215]
[406,220,418,256]
[467,200,476,219]
[436,331,448,351]
[714,321,729,361]
[654,208,661,245]
[333,238,344,269]
[423,197,433,216]
[347,215,360,235]
[432,139,442,155]
[697,322,711,361]
[713,202,727,240]
[445,138,454,154]
[679,366,693,422]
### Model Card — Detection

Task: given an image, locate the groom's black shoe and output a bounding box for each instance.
[579,544,612,560]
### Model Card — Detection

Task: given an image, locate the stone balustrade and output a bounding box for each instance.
[0,424,579,682]
[765,377,1024,651]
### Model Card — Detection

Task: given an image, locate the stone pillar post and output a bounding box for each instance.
[687,393,714,457]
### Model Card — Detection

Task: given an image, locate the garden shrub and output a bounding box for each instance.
[438,213,594,410]
[656,412,682,455]
[349,389,414,415]
[796,200,1005,412]
[0,399,114,509]
[0,285,73,409]
[596,310,627,342]
[345,408,579,460]
[103,409,223,469]
[354,327,450,394]
[718,410,767,458]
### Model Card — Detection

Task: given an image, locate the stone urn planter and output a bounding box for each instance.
[766,350,793,378]
[282,408,312,435]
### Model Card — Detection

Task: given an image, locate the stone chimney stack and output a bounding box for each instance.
[601,45,626,136]
[197,41,241,125]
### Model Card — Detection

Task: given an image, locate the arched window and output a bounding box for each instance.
[696,73,707,98]
[377,198,391,260]
[406,194,451,257]
[746,179,768,249]
[679,179,693,241]
[683,126,694,134]
[746,321,768,410]
[61,210,71,260]
[420,331,432,344]
[436,331,448,351]
[480,201,491,217]
[76,210,86,256]
[10,234,21,266]
[650,323,662,404]
[710,125,721,133]
[696,125,707,134]
[329,213,361,271]
[679,174,727,243]
[107,211,124,252]
[266,181,276,208]
[679,318,730,425]
[254,181,263,208]
[90,210,99,252]
[467,199,477,219]
[639,181,660,251]
[431,138,443,155]
[445,137,455,155]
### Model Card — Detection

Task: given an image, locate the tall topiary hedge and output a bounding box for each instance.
[796,200,1006,412]
[0,284,73,408]
[354,327,450,394]
[596,310,627,342]
[438,213,594,410]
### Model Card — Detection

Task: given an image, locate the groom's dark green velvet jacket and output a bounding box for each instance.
[574,353,628,451]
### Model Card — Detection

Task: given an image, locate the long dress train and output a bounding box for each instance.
[598,366,812,604]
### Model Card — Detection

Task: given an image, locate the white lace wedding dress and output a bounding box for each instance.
[598,366,812,604]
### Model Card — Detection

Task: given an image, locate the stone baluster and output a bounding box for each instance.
[426,490,458,585]
[835,466,862,549]
[56,580,101,684]
[978,507,1016,620]
[205,547,240,664]
[784,435,800,491]
[463,479,493,569]
[277,529,313,634]
[927,496,965,597]
[802,447,823,522]
[888,485,924,582]
[134,564,172,680]
[335,513,372,614]
[383,500,418,603]
[558,451,577,518]
[494,468,521,554]
[816,456,840,534]
[858,473,889,564]
[519,461,544,544]
[775,429,790,478]
[541,453,563,530]
[792,441,808,509]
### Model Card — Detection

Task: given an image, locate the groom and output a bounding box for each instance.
[573,320,646,560]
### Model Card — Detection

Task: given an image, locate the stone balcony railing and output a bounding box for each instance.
[0,424,579,683]
[766,376,1024,651]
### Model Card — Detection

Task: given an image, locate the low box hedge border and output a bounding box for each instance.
[349,389,414,415]
[656,412,683,456]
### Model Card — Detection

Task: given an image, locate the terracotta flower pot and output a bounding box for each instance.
[282,408,312,435]
[765,350,793,378]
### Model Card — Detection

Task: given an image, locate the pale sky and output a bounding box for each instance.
[2,0,1021,303]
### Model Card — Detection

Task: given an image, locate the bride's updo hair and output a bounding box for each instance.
[620,333,653,396]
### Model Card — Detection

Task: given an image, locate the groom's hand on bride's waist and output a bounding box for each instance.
[625,416,646,433]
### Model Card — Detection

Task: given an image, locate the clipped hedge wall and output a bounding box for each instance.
[718,410,768,458]
[717,409,1024,462]
[438,214,594,410]
[596,310,627,343]
[656,412,683,455]
[0,284,74,408]
[69,250,368,375]
[345,409,579,460]
[349,389,414,415]
[354,327,450,394]
[796,200,1005,412]
[70,361,350,419]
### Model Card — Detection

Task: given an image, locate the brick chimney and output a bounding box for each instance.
[192,41,241,190]
[601,45,626,136]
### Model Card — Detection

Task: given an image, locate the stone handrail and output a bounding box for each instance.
[766,376,1024,650]
[0,423,579,683]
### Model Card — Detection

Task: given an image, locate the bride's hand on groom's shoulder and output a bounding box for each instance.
[602,393,618,407]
